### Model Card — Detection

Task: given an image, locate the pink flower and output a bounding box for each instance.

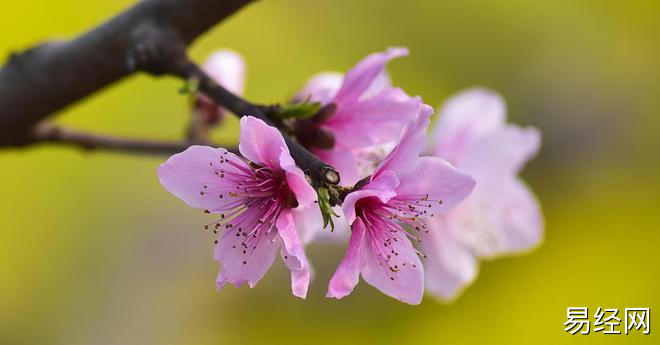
[158,116,318,298]
[327,105,476,304]
[194,50,246,125]
[295,47,422,185]
[422,88,543,301]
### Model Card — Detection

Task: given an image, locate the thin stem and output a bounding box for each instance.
[30,122,227,156]
[0,0,254,147]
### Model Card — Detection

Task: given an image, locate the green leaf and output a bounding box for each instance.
[317,187,339,231]
[275,100,322,120]
[178,77,199,95]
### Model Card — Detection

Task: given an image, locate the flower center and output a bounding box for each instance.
[203,156,297,264]
[355,196,432,281]
[353,142,396,179]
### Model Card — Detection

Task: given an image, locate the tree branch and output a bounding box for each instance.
[28,122,215,156]
[0,0,340,187]
[0,0,255,147]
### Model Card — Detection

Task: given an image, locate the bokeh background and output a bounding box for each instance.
[1,1,658,344]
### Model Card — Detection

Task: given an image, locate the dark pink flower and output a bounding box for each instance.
[296,47,422,185]
[327,105,476,304]
[158,116,317,298]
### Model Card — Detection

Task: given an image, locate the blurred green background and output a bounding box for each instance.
[1,1,658,344]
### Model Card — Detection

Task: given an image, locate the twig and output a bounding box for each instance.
[30,122,222,156]
[0,0,254,147]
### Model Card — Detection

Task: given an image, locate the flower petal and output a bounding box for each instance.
[297,205,350,243]
[421,217,478,301]
[327,217,366,299]
[239,116,288,168]
[361,70,392,99]
[454,177,544,258]
[342,170,399,225]
[292,204,325,244]
[431,88,506,163]
[432,88,506,163]
[352,142,398,183]
[295,71,343,105]
[204,49,246,96]
[395,156,476,216]
[325,88,421,149]
[214,225,279,290]
[278,149,317,208]
[458,125,541,180]
[158,145,250,211]
[374,104,433,178]
[277,210,311,299]
[360,223,424,305]
[334,47,409,104]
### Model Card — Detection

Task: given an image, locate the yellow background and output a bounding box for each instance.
[1,1,658,344]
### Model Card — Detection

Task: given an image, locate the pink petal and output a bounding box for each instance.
[431,88,506,163]
[421,217,478,301]
[298,205,350,244]
[277,210,311,299]
[351,142,398,182]
[334,47,409,104]
[360,222,424,305]
[238,116,288,168]
[325,88,421,149]
[373,104,433,178]
[313,147,361,186]
[458,125,541,180]
[291,204,324,244]
[295,72,343,105]
[204,49,246,96]
[158,145,250,211]
[327,217,366,299]
[395,156,476,216]
[342,170,399,225]
[361,70,392,99]
[214,225,279,290]
[278,149,317,208]
[454,177,543,258]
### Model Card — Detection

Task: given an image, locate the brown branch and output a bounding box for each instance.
[0,0,340,187]
[0,0,255,147]
[29,122,212,156]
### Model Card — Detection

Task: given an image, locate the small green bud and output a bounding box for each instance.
[317,187,339,231]
[275,100,322,120]
[178,77,199,95]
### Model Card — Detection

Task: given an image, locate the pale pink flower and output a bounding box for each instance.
[194,50,246,124]
[295,47,422,185]
[422,88,543,301]
[327,106,476,304]
[158,116,318,298]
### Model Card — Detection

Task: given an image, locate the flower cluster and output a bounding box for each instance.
[158,48,543,304]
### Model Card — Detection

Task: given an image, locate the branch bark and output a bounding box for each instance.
[30,122,215,156]
[0,0,254,146]
[0,0,340,186]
